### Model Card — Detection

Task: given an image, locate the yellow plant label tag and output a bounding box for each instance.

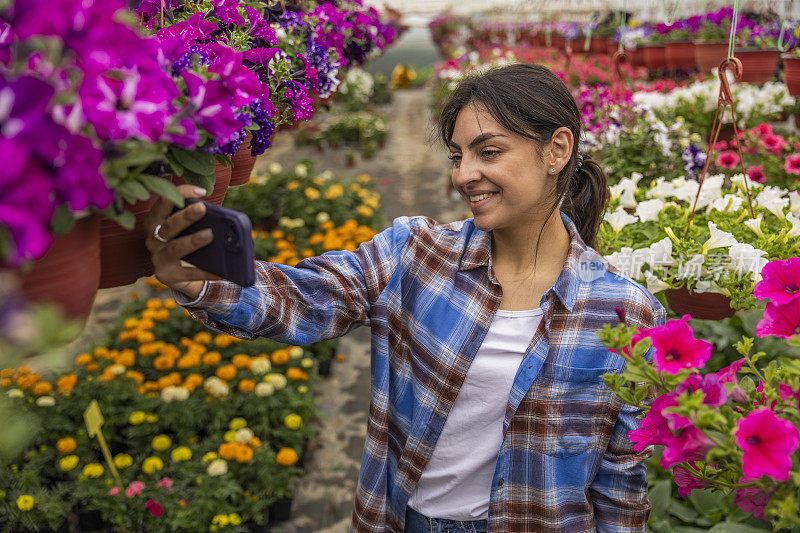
[83,400,122,487]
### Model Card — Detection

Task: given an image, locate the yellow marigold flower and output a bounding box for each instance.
[298,385,309,394]
[301,358,314,369]
[213,514,230,527]
[82,463,104,478]
[56,437,76,455]
[357,173,371,183]
[114,453,133,469]
[193,331,212,345]
[284,414,302,430]
[154,309,170,321]
[146,414,159,424]
[229,513,242,525]
[123,318,139,329]
[59,455,79,471]
[75,353,92,366]
[202,452,218,464]
[230,417,247,430]
[275,448,299,466]
[163,298,177,309]
[324,183,344,199]
[146,298,162,309]
[151,435,172,452]
[304,187,320,200]
[137,331,155,344]
[138,318,156,330]
[16,495,34,511]
[223,430,237,443]
[128,410,146,425]
[287,180,299,190]
[142,456,164,474]
[171,446,192,462]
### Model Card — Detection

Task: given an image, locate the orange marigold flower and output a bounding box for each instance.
[124,371,145,384]
[179,337,193,348]
[56,437,77,454]
[235,444,254,463]
[75,354,92,366]
[156,376,173,390]
[163,298,177,310]
[218,442,238,461]
[154,309,170,321]
[184,374,204,388]
[85,363,100,373]
[167,372,182,385]
[146,298,162,309]
[123,318,139,330]
[57,374,78,392]
[115,352,135,368]
[232,354,252,369]
[286,368,305,381]
[216,365,237,381]
[0,368,15,379]
[137,331,155,344]
[152,356,174,371]
[202,351,222,366]
[238,379,256,393]
[143,381,159,392]
[17,374,41,390]
[1,378,11,387]
[138,318,155,330]
[193,332,212,345]
[270,350,290,366]
[247,436,262,448]
[177,355,198,370]
[275,448,299,466]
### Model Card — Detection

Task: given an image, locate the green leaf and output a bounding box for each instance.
[689,488,725,518]
[650,479,672,520]
[170,146,215,175]
[50,205,75,236]
[709,522,769,532]
[177,168,215,193]
[668,499,700,523]
[117,180,151,202]
[140,175,184,207]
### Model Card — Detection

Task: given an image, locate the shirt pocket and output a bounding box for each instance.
[530,364,620,458]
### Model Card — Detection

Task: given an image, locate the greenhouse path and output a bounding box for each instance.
[64,84,468,532]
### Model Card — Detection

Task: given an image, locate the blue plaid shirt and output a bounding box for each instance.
[176,212,666,532]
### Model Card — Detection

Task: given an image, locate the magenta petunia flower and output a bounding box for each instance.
[661,425,714,470]
[746,164,766,183]
[761,133,788,155]
[711,140,728,152]
[735,408,799,481]
[675,373,727,408]
[754,258,800,305]
[146,499,164,517]
[756,300,800,339]
[734,480,772,519]
[244,7,276,43]
[715,150,740,169]
[181,72,243,145]
[779,383,800,410]
[673,465,707,497]
[207,43,263,107]
[212,0,246,25]
[717,358,745,384]
[641,315,713,374]
[785,153,800,175]
[751,123,774,138]
[628,393,678,451]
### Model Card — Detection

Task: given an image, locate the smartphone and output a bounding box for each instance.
[172,199,255,287]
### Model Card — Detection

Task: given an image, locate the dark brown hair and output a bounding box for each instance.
[437,63,609,248]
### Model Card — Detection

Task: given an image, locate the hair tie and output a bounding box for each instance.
[575,152,584,170]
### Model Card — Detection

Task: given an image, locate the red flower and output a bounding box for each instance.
[146,500,163,517]
[746,165,766,183]
[761,133,788,155]
[715,150,740,169]
[785,153,800,175]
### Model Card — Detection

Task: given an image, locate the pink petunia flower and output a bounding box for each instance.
[628,394,678,451]
[753,258,800,305]
[761,133,788,155]
[746,165,766,183]
[751,123,774,138]
[156,477,173,491]
[734,480,773,519]
[785,153,800,175]
[661,425,714,470]
[125,481,146,498]
[146,499,164,517]
[716,358,748,403]
[641,315,713,374]
[756,300,800,339]
[675,373,727,407]
[711,140,728,152]
[735,408,799,481]
[673,465,708,497]
[715,150,740,169]
[779,383,800,410]
[108,487,120,496]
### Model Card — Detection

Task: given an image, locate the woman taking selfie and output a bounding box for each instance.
[145,63,665,533]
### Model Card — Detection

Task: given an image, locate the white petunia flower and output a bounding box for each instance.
[789,191,800,215]
[787,212,800,239]
[731,173,763,195]
[695,280,728,295]
[294,163,308,177]
[644,272,671,294]
[744,216,765,238]
[759,196,789,220]
[268,162,283,175]
[646,177,676,200]
[605,247,648,280]
[702,222,738,254]
[603,209,638,232]
[677,254,705,280]
[634,199,665,222]
[728,243,768,280]
[710,194,744,213]
[644,237,676,269]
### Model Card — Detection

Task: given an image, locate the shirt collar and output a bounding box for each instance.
[458,212,599,312]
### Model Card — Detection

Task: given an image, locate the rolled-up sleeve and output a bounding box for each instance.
[173,216,413,344]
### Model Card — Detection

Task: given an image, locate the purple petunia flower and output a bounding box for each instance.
[207,43,263,107]
[212,0,246,26]
[281,80,314,122]
[181,72,243,145]
[247,98,276,157]
[682,144,707,177]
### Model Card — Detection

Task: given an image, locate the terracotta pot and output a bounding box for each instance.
[172,160,232,206]
[20,215,101,322]
[629,47,646,67]
[783,55,800,96]
[585,36,607,54]
[734,49,779,84]
[229,132,257,186]
[694,41,729,73]
[98,194,159,289]
[664,287,735,320]
[665,41,696,70]
[550,36,566,50]
[642,44,667,70]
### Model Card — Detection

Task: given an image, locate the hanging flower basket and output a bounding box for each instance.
[782,54,800,96]
[665,41,696,71]
[98,194,159,289]
[628,46,646,67]
[172,161,231,206]
[642,44,667,71]
[19,214,101,324]
[694,41,729,73]
[229,132,258,186]
[664,286,735,320]
[586,37,607,55]
[735,49,779,84]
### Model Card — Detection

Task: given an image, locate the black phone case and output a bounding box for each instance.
[172,199,255,287]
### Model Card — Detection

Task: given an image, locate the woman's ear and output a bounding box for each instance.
[548,127,574,171]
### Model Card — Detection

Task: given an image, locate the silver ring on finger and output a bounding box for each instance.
[153,223,169,243]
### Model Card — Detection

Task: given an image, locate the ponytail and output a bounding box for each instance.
[560,155,609,249]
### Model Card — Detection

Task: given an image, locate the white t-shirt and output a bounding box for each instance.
[407,307,544,520]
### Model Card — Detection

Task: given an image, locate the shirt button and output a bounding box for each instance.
[497,478,504,487]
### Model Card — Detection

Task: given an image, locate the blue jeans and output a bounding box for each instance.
[404,505,488,533]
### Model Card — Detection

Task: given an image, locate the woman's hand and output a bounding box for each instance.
[143,185,222,300]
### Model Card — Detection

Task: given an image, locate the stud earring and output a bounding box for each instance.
[550,167,556,173]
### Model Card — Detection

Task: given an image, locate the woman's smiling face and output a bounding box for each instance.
[449,102,558,233]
